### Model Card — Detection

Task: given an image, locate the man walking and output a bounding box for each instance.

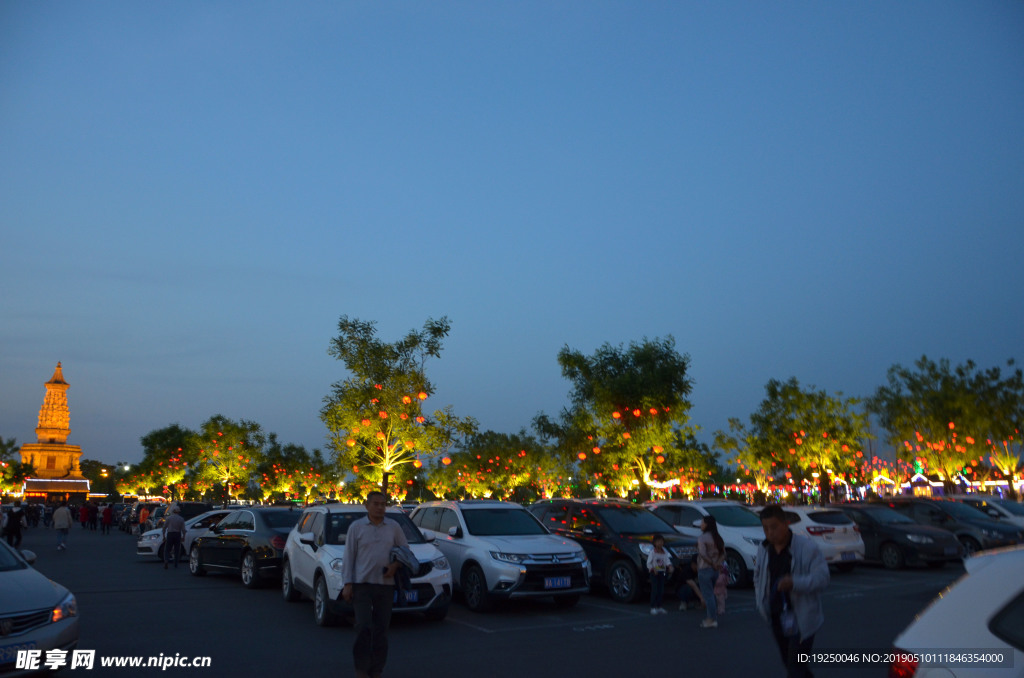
[53,500,73,551]
[162,506,185,569]
[342,491,409,678]
[754,504,830,678]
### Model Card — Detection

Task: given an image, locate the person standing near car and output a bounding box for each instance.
[342,491,409,678]
[53,500,73,551]
[162,506,185,569]
[3,500,27,548]
[697,515,725,628]
[137,505,149,536]
[755,504,830,678]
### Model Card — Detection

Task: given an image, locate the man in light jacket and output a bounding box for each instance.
[754,504,830,678]
[53,501,73,551]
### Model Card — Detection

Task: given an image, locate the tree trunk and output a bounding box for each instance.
[818,473,832,505]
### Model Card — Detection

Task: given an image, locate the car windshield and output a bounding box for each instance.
[992,500,1024,516]
[261,510,302,529]
[325,511,425,545]
[864,506,915,524]
[938,501,995,521]
[805,510,853,525]
[0,543,28,572]
[462,508,547,536]
[598,506,675,535]
[705,505,762,527]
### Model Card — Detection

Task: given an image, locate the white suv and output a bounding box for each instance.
[647,500,766,587]
[409,500,591,612]
[281,503,452,625]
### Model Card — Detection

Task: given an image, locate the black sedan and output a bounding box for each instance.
[833,502,962,569]
[189,506,301,588]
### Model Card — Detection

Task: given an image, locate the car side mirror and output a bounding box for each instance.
[691,519,703,529]
[448,526,463,538]
[420,528,434,540]
[211,525,224,534]
[988,509,1000,518]
[299,533,317,549]
[20,549,37,565]
[582,526,601,536]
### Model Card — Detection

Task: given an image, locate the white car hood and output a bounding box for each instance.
[319,541,444,562]
[477,534,581,553]
[1,568,69,614]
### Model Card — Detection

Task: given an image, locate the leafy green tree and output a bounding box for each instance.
[717,378,869,503]
[320,316,477,496]
[139,424,196,499]
[543,336,699,498]
[190,415,265,501]
[0,436,33,496]
[868,356,1023,494]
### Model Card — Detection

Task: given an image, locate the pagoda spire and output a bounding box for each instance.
[36,361,71,444]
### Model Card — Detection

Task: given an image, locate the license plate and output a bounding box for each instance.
[841,551,857,561]
[0,641,36,664]
[393,589,418,603]
[544,576,571,589]
[944,547,958,556]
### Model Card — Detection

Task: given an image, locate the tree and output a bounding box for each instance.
[139,424,197,499]
[868,356,1023,494]
[0,436,33,496]
[320,316,477,497]
[717,378,870,503]
[190,415,265,501]
[544,336,700,498]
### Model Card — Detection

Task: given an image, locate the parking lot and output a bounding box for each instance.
[17,524,966,678]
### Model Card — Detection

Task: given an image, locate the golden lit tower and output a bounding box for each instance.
[20,362,89,500]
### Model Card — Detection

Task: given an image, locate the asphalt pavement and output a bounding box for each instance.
[18,521,964,678]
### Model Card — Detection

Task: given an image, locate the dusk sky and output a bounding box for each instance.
[3,2,1022,468]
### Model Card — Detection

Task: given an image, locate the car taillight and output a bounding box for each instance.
[806,526,835,536]
[888,648,918,678]
[270,535,286,550]
[852,525,860,533]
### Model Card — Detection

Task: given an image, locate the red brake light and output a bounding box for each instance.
[806,526,835,536]
[270,535,286,550]
[888,649,918,678]
[852,525,860,533]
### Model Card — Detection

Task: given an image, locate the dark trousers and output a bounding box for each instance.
[649,572,666,608]
[352,584,394,677]
[771,615,816,678]
[164,532,182,566]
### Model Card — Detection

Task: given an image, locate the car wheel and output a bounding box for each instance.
[241,551,261,589]
[314,576,338,627]
[607,560,640,604]
[880,543,905,570]
[552,593,580,608]
[189,545,206,576]
[959,536,981,557]
[282,560,300,602]
[462,565,493,612]
[725,549,749,588]
[424,605,449,621]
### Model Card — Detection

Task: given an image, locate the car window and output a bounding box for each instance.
[651,507,677,525]
[296,511,316,533]
[532,503,567,527]
[262,510,301,529]
[865,507,915,525]
[596,506,675,535]
[236,511,256,530]
[571,506,603,532]
[843,509,868,524]
[218,511,241,530]
[309,513,325,543]
[705,505,761,527]
[325,511,425,545]
[462,507,547,536]
[995,501,1024,517]
[675,506,705,526]
[783,511,802,524]
[438,509,460,534]
[806,510,853,525]
[414,507,442,532]
[989,589,1024,652]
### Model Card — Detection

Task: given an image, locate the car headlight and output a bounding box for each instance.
[905,534,933,544]
[141,533,161,541]
[330,558,345,573]
[981,529,1001,538]
[51,593,77,623]
[432,556,450,570]
[637,543,654,556]
[743,536,763,546]
[490,552,526,564]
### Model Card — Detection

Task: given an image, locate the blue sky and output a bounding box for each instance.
[2,2,1022,466]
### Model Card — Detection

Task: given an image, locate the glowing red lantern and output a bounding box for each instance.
[441,457,451,465]
[578,452,587,461]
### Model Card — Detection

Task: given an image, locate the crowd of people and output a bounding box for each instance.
[1,499,122,550]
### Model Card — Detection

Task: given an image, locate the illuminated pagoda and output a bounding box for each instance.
[19,362,90,502]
